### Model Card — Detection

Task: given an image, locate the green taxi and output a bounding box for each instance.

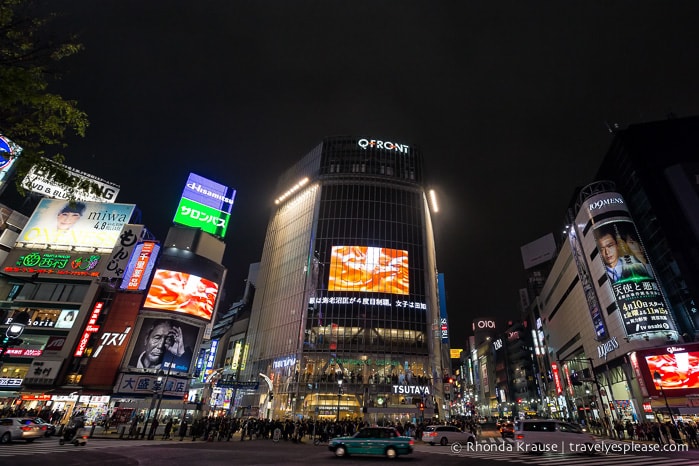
[329,427,414,459]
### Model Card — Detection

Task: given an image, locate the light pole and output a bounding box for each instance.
[654,371,676,426]
[1,310,29,370]
[336,373,343,422]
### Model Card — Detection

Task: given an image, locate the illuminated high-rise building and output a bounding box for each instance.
[238,136,446,421]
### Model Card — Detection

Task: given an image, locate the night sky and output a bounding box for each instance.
[7,1,699,347]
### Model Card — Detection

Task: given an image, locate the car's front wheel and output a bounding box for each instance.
[334,445,347,457]
[385,447,397,459]
[440,437,448,446]
[0,432,11,444]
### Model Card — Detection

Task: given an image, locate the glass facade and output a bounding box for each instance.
[240,137,443,422]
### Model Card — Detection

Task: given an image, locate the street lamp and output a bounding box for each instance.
[336,373,343,422]
[654,371,676,426]
[1,310,30,369]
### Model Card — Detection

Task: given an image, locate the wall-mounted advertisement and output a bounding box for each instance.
[127,317,199,373]
[592,219,677,338]
[143,269,219,321]
[635,343,699,397]
[172,172,236,238]
[3,308,78,329]
[3,249,105,277]
[328,245,409,294]
[581,191,678,340]
[102,224,145,280]
[21,158,120,203]
[15,198,135,253]
[120,241,160,291]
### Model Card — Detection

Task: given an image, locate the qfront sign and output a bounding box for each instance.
[357,138,409,154]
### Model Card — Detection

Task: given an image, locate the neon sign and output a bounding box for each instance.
[74,301,104,357]
[6,251,102,277]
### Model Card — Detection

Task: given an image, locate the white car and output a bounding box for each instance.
[514,419,597,455]
[0,417,44,444]
[421,425,476,446]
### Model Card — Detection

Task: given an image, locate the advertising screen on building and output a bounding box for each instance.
[143,269,219,321]
[127,317,199,373]
[172,172,236,238]
[636,343,699,396]
[328,246,409,295]
[15,198,135,253]
[592,218,677,338]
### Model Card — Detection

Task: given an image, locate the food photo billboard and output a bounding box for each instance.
[635,342,699,397]
[327,245,409,295]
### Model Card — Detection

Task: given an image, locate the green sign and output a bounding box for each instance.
[173,197,230,237]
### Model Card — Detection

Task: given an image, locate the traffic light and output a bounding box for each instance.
[571,372,583,386]
[419,402,424,411]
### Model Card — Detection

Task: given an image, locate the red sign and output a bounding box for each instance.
[74,301,103,357]
[21,394,51,401]
[551,362,563,395]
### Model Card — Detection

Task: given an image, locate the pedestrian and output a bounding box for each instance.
[178,419,188,441]
[163,418,173,440]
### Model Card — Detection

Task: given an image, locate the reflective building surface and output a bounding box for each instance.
[239,136,446,422]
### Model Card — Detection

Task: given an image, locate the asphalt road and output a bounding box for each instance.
[1,434,697,466]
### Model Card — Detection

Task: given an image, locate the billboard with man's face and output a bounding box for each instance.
[15,198,135,253]
[127,317,200,373]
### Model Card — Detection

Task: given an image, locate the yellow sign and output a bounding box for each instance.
[450,348,463,359]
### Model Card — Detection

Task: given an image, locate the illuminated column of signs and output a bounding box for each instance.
[579,191,680,341]
[123,241,159,290]
[74,302,103,357]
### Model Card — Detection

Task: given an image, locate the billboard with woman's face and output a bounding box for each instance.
[328,246,409,295]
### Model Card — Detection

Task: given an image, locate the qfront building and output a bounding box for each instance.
[237,136,446,422]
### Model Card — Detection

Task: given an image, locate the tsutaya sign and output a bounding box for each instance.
[357,138,409,154]
[392,385,431,395]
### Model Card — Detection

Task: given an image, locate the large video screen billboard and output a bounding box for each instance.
[127,316,199,373]
[636,343,699,397]
[16,198,135,253]
[328,246,409,295]
[143,269,219,321]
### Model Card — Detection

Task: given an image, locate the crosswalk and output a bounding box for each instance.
[0,438,172,457]
[417,437,697,466]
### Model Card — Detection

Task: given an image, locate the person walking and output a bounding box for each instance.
[178,419,188,441]
[163,418,173,440]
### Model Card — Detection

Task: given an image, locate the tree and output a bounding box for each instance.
[0,0,88,195]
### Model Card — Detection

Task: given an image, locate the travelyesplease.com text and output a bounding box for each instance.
[450,440,689,454]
